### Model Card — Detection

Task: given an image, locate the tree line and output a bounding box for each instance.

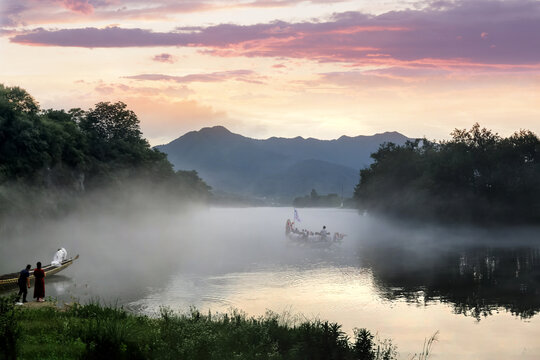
[354,124,540,224]
[293,188,355,208]
[0,84,211,218]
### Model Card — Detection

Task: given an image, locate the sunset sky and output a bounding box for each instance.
[1,0,539,145]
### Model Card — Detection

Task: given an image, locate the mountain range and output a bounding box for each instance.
[155,126,410,201]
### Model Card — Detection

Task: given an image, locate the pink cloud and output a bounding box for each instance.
[152,53,176,63]
[309,71,409,88]
[0,0,212,27]
[2,0,349,27]
[125,70,264,84]
[60,0,94,14]
[364,67,452,78]
[8,1,540,70]
[95,84,115,95]
[93,82,194,97]
[0,1,27,26]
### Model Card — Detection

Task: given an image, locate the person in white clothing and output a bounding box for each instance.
[51,248,67,267]
[319,226,328,240]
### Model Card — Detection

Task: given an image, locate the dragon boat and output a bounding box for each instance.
[285,219,345,245]
[0,255,79,290]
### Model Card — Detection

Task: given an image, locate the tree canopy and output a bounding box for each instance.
[354,124,540,224]
[0,84,211,217]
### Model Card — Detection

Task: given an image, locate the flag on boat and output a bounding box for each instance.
[294,208,301,223]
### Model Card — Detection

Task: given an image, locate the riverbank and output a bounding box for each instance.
[0,295,421,360]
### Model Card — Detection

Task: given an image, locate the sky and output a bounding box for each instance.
[1,0,539,145]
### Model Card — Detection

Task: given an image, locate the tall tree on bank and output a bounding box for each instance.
[0,85,211,218]
[79,101,175,186]
[0,84,51,182]
[354,124,540,224]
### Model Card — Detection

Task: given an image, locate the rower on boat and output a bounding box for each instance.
[51,248,67,267]
[319,226,328,240]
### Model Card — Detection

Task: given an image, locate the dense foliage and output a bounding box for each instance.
[354,124,540,224]
[0,297,400,360]
[0,84,211,218]
[293,189,348,208]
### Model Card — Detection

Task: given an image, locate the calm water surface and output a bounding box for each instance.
[3,207,540,359]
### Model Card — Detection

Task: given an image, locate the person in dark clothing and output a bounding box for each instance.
[33,262,45,302]
[17,264,32,303]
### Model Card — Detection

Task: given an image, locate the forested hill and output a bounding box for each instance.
[0,84,211,219]
[156,126,409,199]
[354,124,540,224]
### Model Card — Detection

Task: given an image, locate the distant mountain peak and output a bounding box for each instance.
[198,125,233,135]
[176,125,409,143]
[157,126,411,200]
[376,131,401,136]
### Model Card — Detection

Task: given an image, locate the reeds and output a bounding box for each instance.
[2,296,437,360]
[410,331,439,360]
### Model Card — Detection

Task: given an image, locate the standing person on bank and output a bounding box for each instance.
[17,264,31,303]
[33,262,45,302]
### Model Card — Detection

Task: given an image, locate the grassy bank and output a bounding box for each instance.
[0,295,419,360]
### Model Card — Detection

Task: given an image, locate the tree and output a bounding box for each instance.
[80,102,145,168]
[0,84,39,115]
[0,84,213,220]
[0,85,46,181]
[41,109,87,168]
[354,124,540,224]
[80,102,141,142]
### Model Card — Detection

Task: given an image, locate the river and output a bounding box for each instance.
[2,207,540,359]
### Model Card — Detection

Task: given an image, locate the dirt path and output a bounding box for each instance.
[15,301,57,309]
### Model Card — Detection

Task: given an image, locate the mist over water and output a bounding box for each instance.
[2,204,359,302]
[2,202,540,359]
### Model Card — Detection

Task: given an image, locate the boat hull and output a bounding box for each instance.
[0,255,79,290]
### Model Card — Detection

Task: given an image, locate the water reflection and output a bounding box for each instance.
[3,207,540,359]
[363,243,540,319]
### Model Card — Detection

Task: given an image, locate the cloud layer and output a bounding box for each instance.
[1,0,350,27]
[8,1,540,70]
[125,70,261,84]
[152,53,176,63]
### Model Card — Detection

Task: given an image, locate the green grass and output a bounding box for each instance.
[0,296,431,360]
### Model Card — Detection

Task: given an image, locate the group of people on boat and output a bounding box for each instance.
[16,248,67,304]
[285,219,346,243]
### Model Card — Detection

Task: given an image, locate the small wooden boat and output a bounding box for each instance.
[0,255,79,290]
